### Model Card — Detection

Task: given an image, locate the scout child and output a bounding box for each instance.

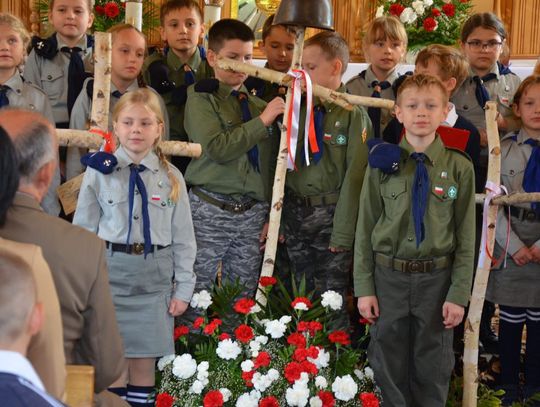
[68,24,170,180]
[346,16,407,138]
[355,74,475,406]
[283,31,372,329]
[486,76,540,405]
[0,13,60,216]
[143,0,213,174]
[184,19,285,302]
[244,14,296,101]
[73,89,196,405]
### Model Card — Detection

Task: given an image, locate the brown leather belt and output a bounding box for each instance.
[509,206,540,222]
[374,252,451,273]
[286,190,340,207]
[106,242,169,255]
[192,187,258,214]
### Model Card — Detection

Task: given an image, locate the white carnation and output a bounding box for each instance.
[423,0,433,5]
[241,360,255,372]
[412,0,425,15]
[172,354,197,379]
[364,367,374,380]
[255,335,268,345]
[265,319,287,339]
[250,304,261,314]
[216,339,242,360]
[286,381,310,407]
[331,375,358,402]
[189,380,204,394]
[354,368,364,380]
[308,347,329,369]
[190,290,212,310]
[309,396,323,407]
[220,388,232,402]
[268,369,279,380]
[252,370,279,392]
[235,392,259,407]
[315,376,327,389]
[400,7,418,24]
[293,302,309,311]
[280,315,292,324]
[321,290,343,310]
[157,354,175,371]
[375,5,384,18]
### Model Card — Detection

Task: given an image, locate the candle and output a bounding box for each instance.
[125,0,143,31]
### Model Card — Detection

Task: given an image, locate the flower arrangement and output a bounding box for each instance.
[375,0,473,51]
[156,278,381,406]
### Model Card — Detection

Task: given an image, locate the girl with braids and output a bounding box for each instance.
[73,88,196,406]
[67,23,170,180]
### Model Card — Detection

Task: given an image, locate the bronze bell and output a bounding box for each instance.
[273,0,334,31]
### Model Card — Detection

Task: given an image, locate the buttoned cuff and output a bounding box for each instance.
[353,275,375,298]
[173,276,196,303]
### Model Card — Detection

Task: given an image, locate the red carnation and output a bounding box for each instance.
[284,362,303,383]
[291,297,312,310]
[259,396,279,407]
[259,276,277,287]
[254,351,271,368]
[293,347,308,362]
[359,392,380,407]
[431,8,441,17]
[442,3,455,17]
[94,5,105,15]
[173,325,189,340]
[389,4,405,16]
[203,390,224,407]
[423,17,438,32]
[287,332,307,348]
[242,370,254,387]
[234,298,255,314]
[306,345,319,359]
[104,2,120,18]
[193,317,205,329]
[156,392,175,407]
[218,332,230,341]
[301,360,318,375]
[203,318,222,335]
[328,330,351,346]
[298,321,323,336]
[234,324,254,343]
[318,390,336,407]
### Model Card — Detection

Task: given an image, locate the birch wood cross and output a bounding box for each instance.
[55,32,201,215]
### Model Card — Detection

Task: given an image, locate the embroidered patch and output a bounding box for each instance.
[361,127,367,144]
[334,121,341,128]
[434,186,444,195]
[324,133,332,140]
[336,134,347,145]
[448,186,458,199]
[440,171,448,179]
[151,194,161,201]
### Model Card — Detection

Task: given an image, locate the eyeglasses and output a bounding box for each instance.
[466,40,503,51]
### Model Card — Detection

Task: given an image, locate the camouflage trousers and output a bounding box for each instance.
[189,189,268,299]
[283,202,352,329]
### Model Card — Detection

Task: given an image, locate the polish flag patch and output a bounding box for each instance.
[151,194,161,201]
[434,186,444,195]
[324,133,332,140]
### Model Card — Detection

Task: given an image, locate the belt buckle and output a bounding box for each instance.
[526,211,536,222]
[407,260,422,273]
[132,243,144,255]
[232,202,243,213]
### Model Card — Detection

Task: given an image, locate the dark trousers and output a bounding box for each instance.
[369,264,454,407]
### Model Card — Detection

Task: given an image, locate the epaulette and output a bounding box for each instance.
[81,152,117,174]
[392,71,413,98]
[31,35,58,59]
[147,60,176,94]
[444,145,473,162]
[194,78,219,93]
[244,76,265,97]
[367,138,401,174]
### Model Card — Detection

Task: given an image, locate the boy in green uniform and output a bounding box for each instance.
[184,19,285,301]
[283,32,372,328]
[355,74,475,406]
[142,0,213,173]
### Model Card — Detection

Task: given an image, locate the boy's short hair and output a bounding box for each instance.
[159,0,203,26]
[363,16,408,50]
[416,44,469,90]
[512,75,540,107]
[261,14,297,41]
[208,19,254,53]
[0,13,30,50]
[396,73,449,105]
[0,248,36,345]
[304,31,350,74]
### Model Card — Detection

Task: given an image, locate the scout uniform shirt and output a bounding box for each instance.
[73,146,196,301]
[346,65,399,136]
[354,135,476,306]
[184,81,277,202]
[451,63,521,132]
[24,33,93,125]
[143,47,213,143]
[285,85,372,249]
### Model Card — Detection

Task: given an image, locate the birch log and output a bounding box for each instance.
[216,57,394,110]
[475,192,540,205]
[463,101,501,406]
[256,27,305,305]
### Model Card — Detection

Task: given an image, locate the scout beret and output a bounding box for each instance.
[147,60,176,94]
[194,78,219,93]
[81,152,118,174]
[367,138,400,174]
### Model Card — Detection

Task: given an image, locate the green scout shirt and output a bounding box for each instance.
[353,135,476,306]
[143,48,213,142]
[285,84,373,249]
[184,82,277,202]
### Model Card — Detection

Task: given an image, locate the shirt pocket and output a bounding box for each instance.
[428,180,456,224]
[98,190,128,231]
[500,165,524,193]
[148,192,173,242]
[40,65,64,101]
[381,179,407,220]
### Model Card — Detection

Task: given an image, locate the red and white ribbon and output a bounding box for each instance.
[89,128,116,153]
[479,180,510,268]
[286,69,319,170]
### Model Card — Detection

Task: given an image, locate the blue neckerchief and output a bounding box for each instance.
[472,73,497,108]
[0,85,9,107]
[368,80,391,138]
[522,138,540,213]
[61,45,84,115]
[411,152,429,247]
[231,90,259,171]
[313,104,326,163]
[112,90,124,99]
[127,164,152,257]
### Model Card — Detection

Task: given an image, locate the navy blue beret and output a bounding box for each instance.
[367,138,401,174]
[81,152,118,174]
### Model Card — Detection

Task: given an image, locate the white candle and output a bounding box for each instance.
[125,1,143,31]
